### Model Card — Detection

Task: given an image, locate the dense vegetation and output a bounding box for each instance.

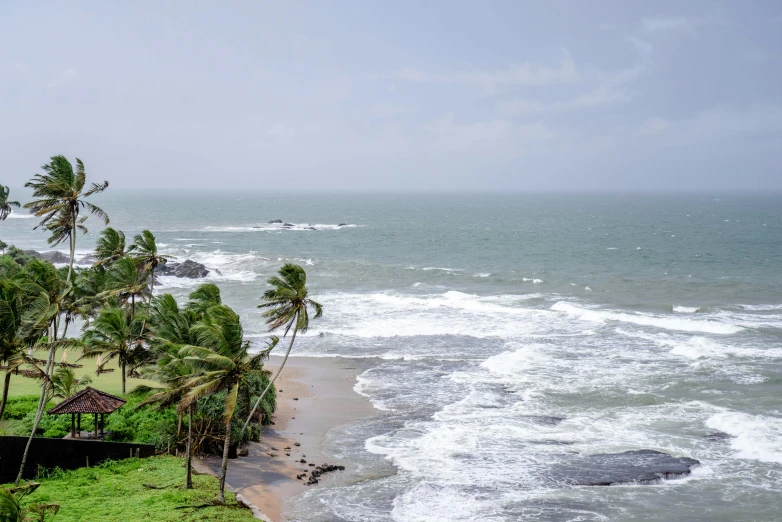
[4,456,258,522]
[0,158,321,514]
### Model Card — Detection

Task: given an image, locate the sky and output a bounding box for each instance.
[1,1,781,191]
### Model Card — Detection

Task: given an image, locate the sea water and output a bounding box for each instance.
[2,191,781,521]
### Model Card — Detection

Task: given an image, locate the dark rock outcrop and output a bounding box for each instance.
[268,219,283,224]
[156,259,210,278]
[555,450,699,486]
[338,223,347,227]
[37,251,71,264]
[282,223,294,227]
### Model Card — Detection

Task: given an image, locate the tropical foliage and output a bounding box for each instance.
[1,154,319,506]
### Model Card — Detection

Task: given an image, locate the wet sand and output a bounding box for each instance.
[195,355,376,521]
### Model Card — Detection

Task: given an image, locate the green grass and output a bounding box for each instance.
[4,456,257,521]
[6,348,157,397]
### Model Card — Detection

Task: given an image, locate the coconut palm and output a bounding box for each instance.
[129,230,172,295]
[0,484,59,522]
[239,264,321,439]
[177,304,274,504]
[24,155,109,282]
[0,185,20,221]
[93,227,127,267]
[81,307,148,394]
[102,256,150,316]
[0,276,49,420]
[51,366,91,398]
[14,260,74,486]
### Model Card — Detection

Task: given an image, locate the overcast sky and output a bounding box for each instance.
[1,1,781,191]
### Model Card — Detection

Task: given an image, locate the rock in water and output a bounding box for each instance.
[268,219,283,224]
[39,251,71,263]
[554,450,699,486]
[157,260,210,278]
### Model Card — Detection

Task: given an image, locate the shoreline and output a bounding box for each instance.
[195,355,377,521]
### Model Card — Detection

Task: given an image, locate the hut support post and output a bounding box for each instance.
[94,413,98,438]
[77,413,81,435]
[71,413,75,437]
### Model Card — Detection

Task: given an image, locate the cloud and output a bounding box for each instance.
[499,85,631,115]
[49,68,77,88]
[390,49,578,90]
[642,16,696,35]
[638,117,670,135]
[641,14,731,36]
[627,36,653,57]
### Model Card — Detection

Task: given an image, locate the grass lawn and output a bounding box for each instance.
[6,347,157,397]
[4,456,257,522]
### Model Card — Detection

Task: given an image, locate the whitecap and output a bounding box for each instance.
[673,306,700,313]
[706,411,782,464]
[553,302,742,334]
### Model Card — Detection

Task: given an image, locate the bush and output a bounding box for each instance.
[104,394,178,450]
[20,410,71,438]
[2,395,54,420]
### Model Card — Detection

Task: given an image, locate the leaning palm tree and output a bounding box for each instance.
[93,227,127,267]
[0,484,60,522]
[81,307,148,394]
[239,264,321,440]
[24,155,109,281]
[129,230,171,295]
[0,185,21,221]
[177,304,273,504]
[14,260,74,486]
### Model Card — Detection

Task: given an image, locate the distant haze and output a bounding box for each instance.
[1,1,781,191]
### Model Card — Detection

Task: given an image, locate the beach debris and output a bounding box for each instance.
[294,442,300,446]
[293,397,299,401]
[300,459,306,463]
[284,446,291,450]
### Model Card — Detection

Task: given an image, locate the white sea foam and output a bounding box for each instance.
[706,411,782,464]
[203,223,356,232]
[473,273,491,277]
[552,302,742,334]
[736,304,782,311]
[6,213,35,219]
[616,329,782,359]
[673,306,700,313]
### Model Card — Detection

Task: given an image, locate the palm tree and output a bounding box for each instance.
[177,304,271,504]
[0,185,20,221]
[51,366,91,398]
[129,230,171,295]
[93,227,127,267]
[102,256,150,316]
[0,484,59,522]
[24,155,109,282]
[14,260,73,486]
[0,276,49,420]
[239,264,321,439]
[81,307,148,394]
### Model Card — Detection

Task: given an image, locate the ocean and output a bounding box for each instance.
[3,191,781,521]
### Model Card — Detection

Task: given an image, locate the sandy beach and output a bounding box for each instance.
[195,355,377,521]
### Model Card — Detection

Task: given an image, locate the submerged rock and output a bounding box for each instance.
[556,450,699,486]
[706,432,732,441]
[268,219,283,224]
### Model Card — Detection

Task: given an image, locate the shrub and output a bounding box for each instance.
[2,396,54,420]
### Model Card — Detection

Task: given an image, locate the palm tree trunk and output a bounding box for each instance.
[16,323,57,485]
[239,326,298,440]
[68,215,76,282]
[150,265,155,295]
[218,418,231,504]
[121,359,126,395]
[186,404,193,489]
[0,371,11,420]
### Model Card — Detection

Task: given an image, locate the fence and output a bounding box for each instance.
[0,436,155,483]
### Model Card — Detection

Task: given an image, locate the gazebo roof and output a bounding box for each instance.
[47,387,126,415]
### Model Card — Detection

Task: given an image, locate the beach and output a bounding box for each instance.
[195,355,378,521]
